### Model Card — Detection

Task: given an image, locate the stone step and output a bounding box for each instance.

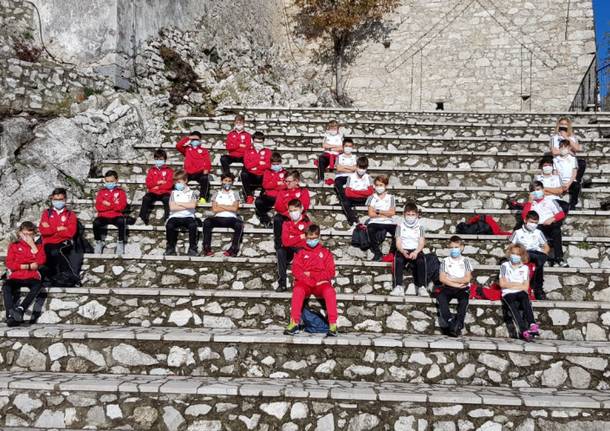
[1,371,609,430]
[2,324,609,390]
[161,129,610,152]
[70,222,609,270]
[95,159,609,190]
[11,286,610,340]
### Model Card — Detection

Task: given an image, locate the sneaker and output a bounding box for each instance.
[284,321,299,335]
[405,284,417,296]
[94,240,105,255]
[547,259,556,267]
[164,248,177,256]
[10,306,24,323]
[275,284,287,293]
[139,217,149,226]
[187,248,199,257]
[327,323,338,337]
[116,241,125,256]
[202,249,213,257]
[382,252,395,263]
[223,250,237,257]
[390,285,404,296]
[246,196,255,204]
[372,253,383,262]
[416,286,429,297]
[198,197,207,205]
[521,330,533,342]
[261,221,272,229]
[534,289,547,301]
[324,178,335,186]
[447,328,460,338]
[529,323,540,336]
[556,259,569,268]
[6,318,20,327]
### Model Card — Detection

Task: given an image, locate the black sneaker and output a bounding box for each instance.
[284,322,299,335]
[326,324,338,337]
[10,306,24,323]
[164,248,177,256]
[557,259,569,268]
[6,318,19,327]
[275,284,287,293]
[187,248,199,257]
[372,253,383,262]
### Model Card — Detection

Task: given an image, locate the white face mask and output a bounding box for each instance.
[343,147,353,154]
[526,222,538,231]
[328,129,338,136]
[560,148,569,156]
[254,142,263,151]
[289,210,301,221]
[235,124,244,131]
[542,165,553,175]
[356,169,366,177]
[405,216,417,225]
[375,186,386,195]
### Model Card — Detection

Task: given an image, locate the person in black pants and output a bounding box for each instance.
[437,236,473,337]
[365,175,397,261]
[256,152,287,228]
[139,149,174,224]
[165,170,199,256]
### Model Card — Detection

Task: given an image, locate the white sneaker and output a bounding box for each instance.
[94,241,105,254]
[390,285,404,296]
[405,283,417,295]
[417,286,429,297]
[116,241,125,256]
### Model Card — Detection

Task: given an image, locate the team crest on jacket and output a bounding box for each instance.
[197,149,202,154]
[162,171,166,176]
[298,224,305,230]
[296,193,301,198]
[61,216,66,222]
[319,252,324,258]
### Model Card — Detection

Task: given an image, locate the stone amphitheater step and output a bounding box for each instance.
[1,371,609,430]
[173,116,610,140]
[2,324,609,390]
[69,221,609,270]
[160,129,610,153]
[82,176,610,210]
[10,286,610,341]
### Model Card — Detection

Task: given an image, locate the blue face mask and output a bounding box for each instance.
[271,164,282,172]
[154,160,165,168]
[175,183,185,191]
[190,140,201,147]
[450,247,461,258]
[510,254,522,265]
[532,190,544,200]
[104,182,117,190]
[52,200,65,210]
[222,183,232,191]
[306,238,320,248]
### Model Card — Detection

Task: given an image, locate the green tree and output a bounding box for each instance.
[293,0,399,105]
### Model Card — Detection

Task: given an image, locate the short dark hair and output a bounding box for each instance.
[154,149,167,160]
[221,173,235,182]
[374,175,389,186]
[190,131,202,138]
[404,202,418,213]
[19,221,36,233]
[287,170,301,181]
[288,199,302,208]
[306,224,320,236]
[538,156,554,169]
[104,170,118,180]
[174,170,188,182]
[343,137,354,145]
[525,210,540,221]
[559,139,571,148]
[234,114,245,122]
[51,187,67,198]
[529,181,544,192]
[271,151,282,163]
[253,131,265,141]
[449,235,464,246]
[356,156,369,169]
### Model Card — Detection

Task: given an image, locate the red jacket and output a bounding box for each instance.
[39,208,77,245]
[5,240,46,280]
[262,169,287,198]
[145,165,174,195]
[95,187,128,218]
[292,244,336,288]
[275,188,311,217]
[176,137,212,174]
[345,186,374,199]
[281,216,312,248]
[243,148,272,176]
[225,130,252,158]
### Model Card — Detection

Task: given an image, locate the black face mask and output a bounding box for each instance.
[558,126,568,132]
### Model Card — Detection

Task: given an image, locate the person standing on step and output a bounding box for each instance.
[338,156,374,225]
[553,139,580,210]
[38,187,77,283]
[139,149,174,224]
[93,170,128,256]
[273,170,311,250]
[499,244,540,342]
[521,181,567,267]
[535,156,568,213]
[437,236,473,337]
[241,131,272,204]
[256,151,287,228]
[509,211,550,300]
[317,120,343,184]
[164,170,199,256]
[221,114,252,176]
[391,202,427,297]
[284,224,338,337]
[366,175,397,261]
[550,117,585,191]
[202,173,244,257]
[276,199,311,292]
[176,130,211,205]
[3,221,46,326]
[333,137,357,201]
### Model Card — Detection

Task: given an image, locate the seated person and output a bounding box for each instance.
[317,120,343,183]
[93,170,128,255]
[139,149,174,224]
[273,170,311,250]
[176,130,211,204]
[165,170,199,256]
[276,199,311,292]
[337,156,373,225]
[553,139,580,210]
[365,175,396,261]
[391,202,426,297]
[241,131,271,204]
[256,151,287,228]
[221,114,252,176]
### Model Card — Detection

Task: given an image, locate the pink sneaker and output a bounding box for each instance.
[521,330,532,342]
[529,323,540,336]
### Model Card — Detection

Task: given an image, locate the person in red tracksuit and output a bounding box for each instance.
[221,114,252,176]
[176,130,211,203]
[38,187,77,282]
[255,151,287,227]
[93,170,128,256]
[284,224,338,337]
[139,149,174,224]
[241,131,272,204]
[3,221,46,326]
[273,170,311,250]
[276,199,311,292]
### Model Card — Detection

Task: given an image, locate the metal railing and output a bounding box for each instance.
[570,55,599,112]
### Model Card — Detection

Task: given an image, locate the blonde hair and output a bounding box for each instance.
[506,243,529,264]
[555,117,574,136]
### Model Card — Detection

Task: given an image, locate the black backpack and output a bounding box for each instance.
[456,217,493,235]
[351,224,370,251]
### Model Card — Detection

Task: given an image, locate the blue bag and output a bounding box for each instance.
[300,306,329,333]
